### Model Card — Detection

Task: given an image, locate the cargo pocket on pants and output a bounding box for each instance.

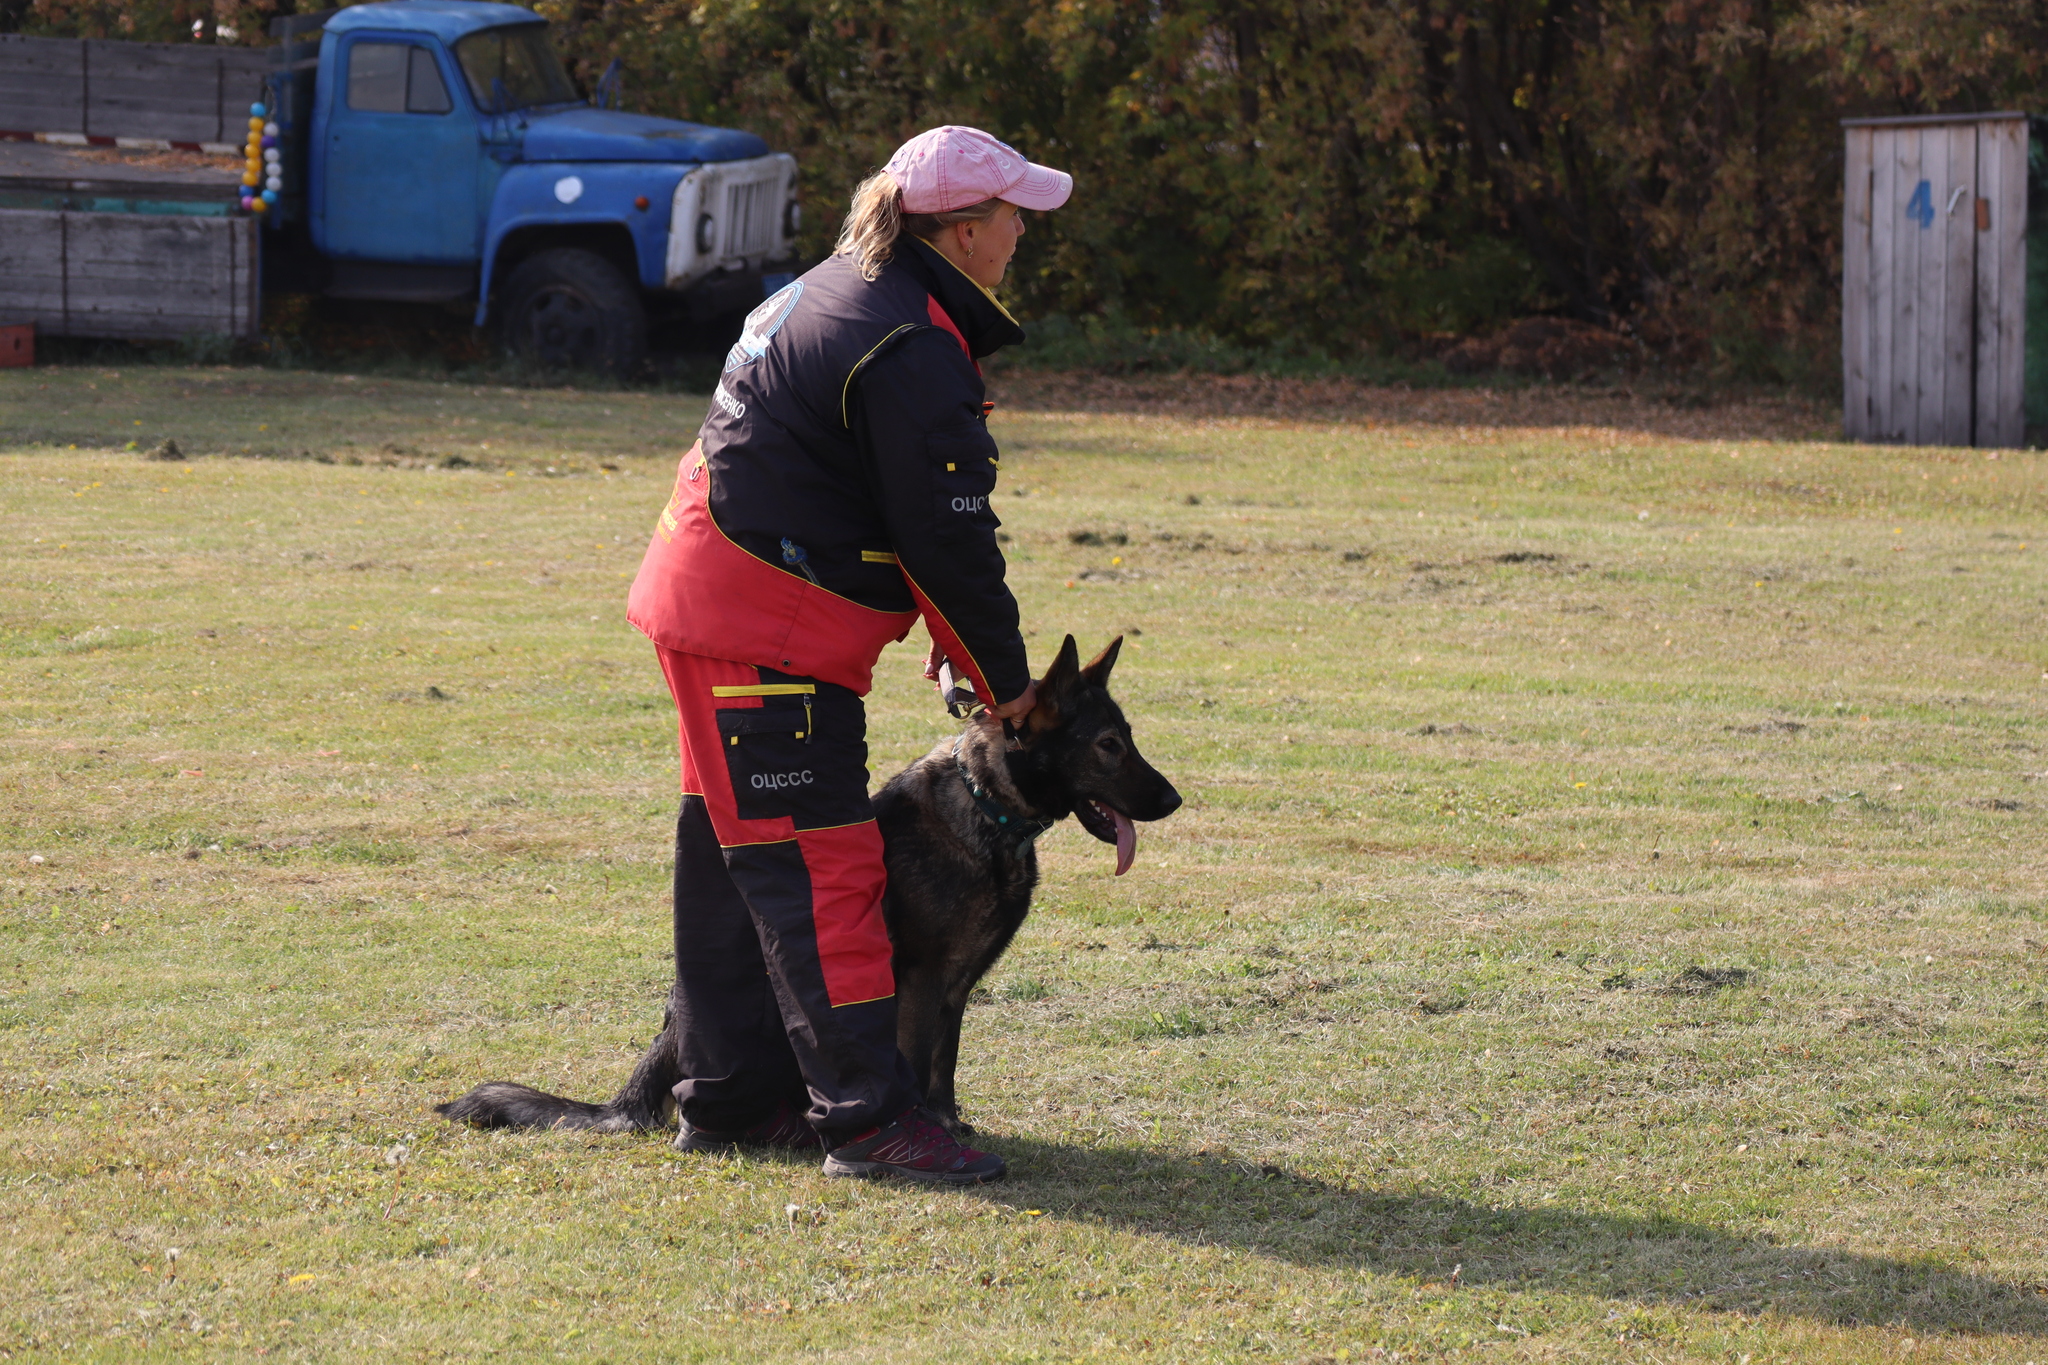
[715,691,871,829]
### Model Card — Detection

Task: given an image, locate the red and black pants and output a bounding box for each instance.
[655,647,915,1136]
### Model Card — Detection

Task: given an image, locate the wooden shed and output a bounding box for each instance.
[1841,113,2046,449]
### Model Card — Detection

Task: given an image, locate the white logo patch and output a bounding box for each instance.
[724,281,805,374]
[750,770,814,790]
[951,495,987,513]
[712,383,746,420]
[553,175,584,204]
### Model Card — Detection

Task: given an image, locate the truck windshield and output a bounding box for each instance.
[454,25,578,111]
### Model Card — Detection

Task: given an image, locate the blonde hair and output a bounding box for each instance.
[834,169,1004,281]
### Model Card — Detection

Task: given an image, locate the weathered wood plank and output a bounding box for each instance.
[1997,122,2029,448]
[1939,122,1976,446]
[0,209,69,319]
[0,207,256,339]
[1869,127,1898,441]
[1911,126,1947,444]
[1976,119,2028,447]
[60,212,253,336]
[1886,127,1922,442]
[0,35,83,133]
[83,41,271,143]
[1843,127,1873,440]
[0,37,270,141]
[1973,122,2005,447]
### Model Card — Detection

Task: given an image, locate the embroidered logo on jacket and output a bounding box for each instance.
[751,770,815,790]
[724,281,805,374]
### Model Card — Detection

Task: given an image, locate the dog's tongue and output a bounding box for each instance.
[1112,808,1136,876]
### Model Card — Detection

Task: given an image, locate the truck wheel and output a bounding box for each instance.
[501,248,646,377]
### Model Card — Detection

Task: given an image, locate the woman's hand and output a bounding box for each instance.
[928,647,1034,719]
[991,681,1036,721]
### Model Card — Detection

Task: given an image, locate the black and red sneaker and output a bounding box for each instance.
[674,1099,823,1155]
[821,1108,1007,1184]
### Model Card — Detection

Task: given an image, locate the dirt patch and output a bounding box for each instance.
[1664,966,1752,994]
[986,370,1835,441]
[1443,317,1636,380]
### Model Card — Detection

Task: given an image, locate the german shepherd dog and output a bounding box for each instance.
[437,634,1182,1139]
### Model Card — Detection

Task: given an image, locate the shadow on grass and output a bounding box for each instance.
[980,1137,2048,1338]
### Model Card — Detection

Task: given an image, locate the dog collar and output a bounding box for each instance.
[952,737,1055,851]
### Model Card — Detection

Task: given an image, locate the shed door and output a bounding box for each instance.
[1843,120,2027,448]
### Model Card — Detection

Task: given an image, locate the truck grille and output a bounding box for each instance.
[665,151,798,291]
[722,178,778,257]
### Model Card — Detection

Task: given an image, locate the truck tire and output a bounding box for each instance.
[501,248,647,377]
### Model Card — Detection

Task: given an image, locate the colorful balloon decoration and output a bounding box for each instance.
[240,101,277,215]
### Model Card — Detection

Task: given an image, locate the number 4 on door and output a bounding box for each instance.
[1905,179,1934,230]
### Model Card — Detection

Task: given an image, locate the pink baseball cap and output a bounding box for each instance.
[884,126,1072,214]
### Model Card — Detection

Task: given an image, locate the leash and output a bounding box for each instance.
[951,736,1055,852]
[938,659,1024,752]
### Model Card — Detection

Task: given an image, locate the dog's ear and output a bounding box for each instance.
[1080,635,1123,689]
[1026,634,1083,731]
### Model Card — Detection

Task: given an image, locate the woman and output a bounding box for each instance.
[626,126,1070,1184]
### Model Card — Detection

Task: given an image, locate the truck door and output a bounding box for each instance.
[318,35,478,262]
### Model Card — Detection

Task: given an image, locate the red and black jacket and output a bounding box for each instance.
[628,236,1030,703]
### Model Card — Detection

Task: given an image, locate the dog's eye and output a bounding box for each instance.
[1096,735,1125,758]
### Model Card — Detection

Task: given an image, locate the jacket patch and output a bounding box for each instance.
[725,281,805,373]
[931,420,1000,525]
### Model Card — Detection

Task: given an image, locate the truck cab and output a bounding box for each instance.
[279,0,797,373]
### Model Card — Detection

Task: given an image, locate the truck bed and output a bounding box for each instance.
[0,140,257,342]
[0,137,241,213]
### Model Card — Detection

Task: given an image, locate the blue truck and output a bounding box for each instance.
[0,2,801,373]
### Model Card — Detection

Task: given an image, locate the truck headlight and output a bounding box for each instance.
[695,213,716,254]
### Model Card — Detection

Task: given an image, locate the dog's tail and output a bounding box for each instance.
[435,1010,681,1134]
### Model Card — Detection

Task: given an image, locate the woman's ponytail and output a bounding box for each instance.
[835,171,905,281]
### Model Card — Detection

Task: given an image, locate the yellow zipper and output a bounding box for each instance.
[713,683,816,743]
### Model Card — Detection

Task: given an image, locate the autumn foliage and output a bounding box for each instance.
[11,0,2047,377]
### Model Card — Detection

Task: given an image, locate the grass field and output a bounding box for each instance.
[3,365,2046,1362]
